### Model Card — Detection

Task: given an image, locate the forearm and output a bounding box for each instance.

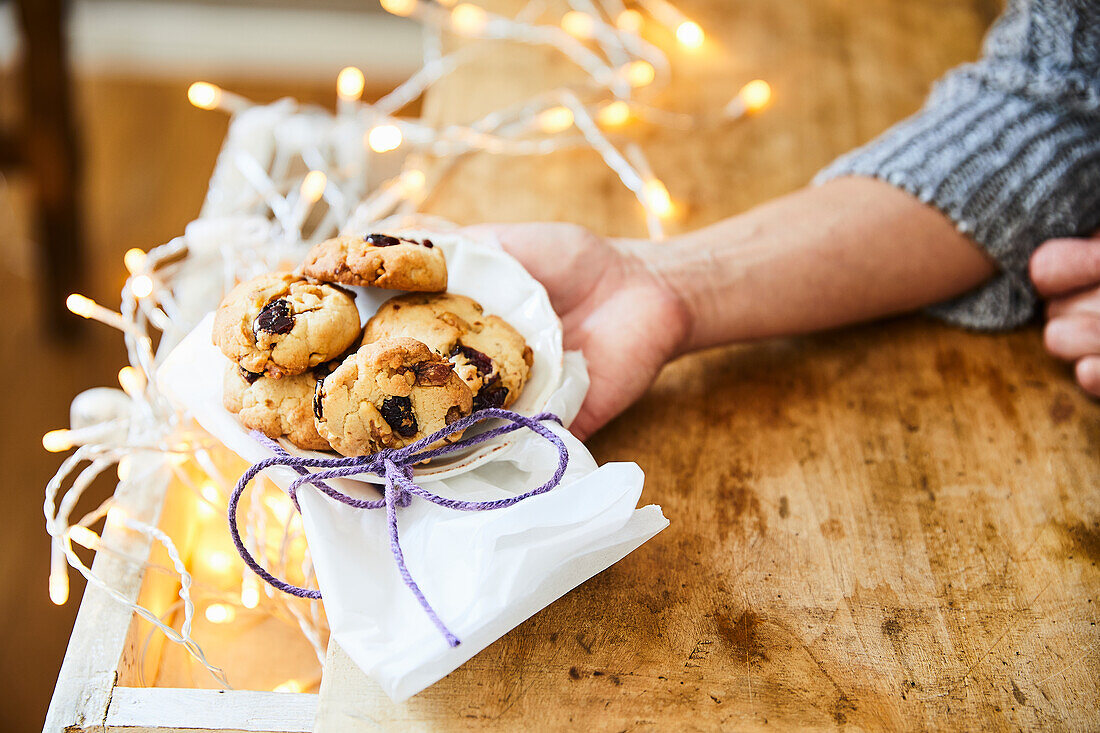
[652,177,997,353]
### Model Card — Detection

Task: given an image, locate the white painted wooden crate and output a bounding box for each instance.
[44,453,319,733]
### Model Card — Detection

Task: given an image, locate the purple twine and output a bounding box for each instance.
[228,409,568,647]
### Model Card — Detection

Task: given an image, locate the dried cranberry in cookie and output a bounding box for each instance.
[212,272,361,379]
[363,292,532,409]
[302,233,447,292]
[314,337,473,456]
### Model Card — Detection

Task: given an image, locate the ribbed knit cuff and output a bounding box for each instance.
[816,70,1100,330]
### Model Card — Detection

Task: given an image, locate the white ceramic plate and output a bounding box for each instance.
[158,229,563,482]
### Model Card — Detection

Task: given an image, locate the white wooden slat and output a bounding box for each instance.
[105,688,317,733]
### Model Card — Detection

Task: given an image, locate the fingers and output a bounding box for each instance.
[1076,356,1100,397]
[1044,313,1100,361]
[1046,282,1100,320]
[1030,235,1100,297]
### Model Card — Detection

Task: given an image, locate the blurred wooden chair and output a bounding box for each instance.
[2,0,83,335]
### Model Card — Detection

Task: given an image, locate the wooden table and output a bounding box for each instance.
[316,0,1100,728]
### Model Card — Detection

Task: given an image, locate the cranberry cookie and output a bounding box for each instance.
[314,337,473,456]
[363,293,532,411]
[212,272,361,379]
[223,363,336,451]
[302,233,447,292]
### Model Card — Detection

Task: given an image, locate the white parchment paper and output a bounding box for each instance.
[158,231,668,700]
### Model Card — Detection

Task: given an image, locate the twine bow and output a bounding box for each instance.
[228,409,568,647]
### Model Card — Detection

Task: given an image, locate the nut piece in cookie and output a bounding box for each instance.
[302,233,447,292]
[363,293,533,410]
[314,337,473,456]
[223,363,334,451]
[212,272,361,379]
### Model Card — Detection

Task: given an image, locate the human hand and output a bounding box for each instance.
[462,223,691,440]
[1030,231,1100,396]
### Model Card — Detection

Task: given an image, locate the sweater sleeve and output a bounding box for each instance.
[814,0,1100,330]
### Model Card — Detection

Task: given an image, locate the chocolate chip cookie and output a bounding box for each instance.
[212,272,361,379]
[314,337,473,456]
[302,233,447,292]
[363,293,533,411]
[223,363,335,451]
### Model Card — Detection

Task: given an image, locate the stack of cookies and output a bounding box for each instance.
[212,233,534,457]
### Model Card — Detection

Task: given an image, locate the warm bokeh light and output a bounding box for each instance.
[597,100,631,127]
[201,483,220,504]
[205,603,236,624]
[380,0,417,16]
[68,526,99,550]
[49,571,69,605]
[616,9,644,32]
[676,20,704,48]
[241,579,260,609]
[561,10,595,38]
[116,455,132,482]
[336,66,365,101]
[118,366,146,398]
[300,170,328,202]
[401,168,426,192]
[537,105,574,133]
[739,79,772,113]
[187,82,221,110]
[205,551,234,573]
[274,679,304,693]
[367,124,403,153]
[624,60,656,87]
[643,179,673,217]
[123,248,146,275]
[451,3,488,35]
[43,429,73,453]
[130,274,154,298]
[66,293,96,318]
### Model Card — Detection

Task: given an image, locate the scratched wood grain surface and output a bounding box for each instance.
[316,0,1100,729]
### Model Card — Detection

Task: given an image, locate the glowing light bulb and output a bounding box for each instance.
[274,679,303,693]
[401,168,426,192]
[201,483,220,504]
[616,9,643,33]
[380,0,417,16]
[624,60,656,87]
[43,429,73,453]
[537,105,574,133]
[49,571,69,605]
[597,100,631,127]
[738,79,772,114]
[205,551,233,573]
[66,293,95,318]
[123,248,146,275]
[451,3,488,35]
[187,82,221,110]
[130,274,153,298]
[676,20,704,48]
[68,526,99,550]
[643,179,673,217]
[300,170,327,202]
[336,66,365,101]
[205,603,235,624]
[241,578,260,609]
[118,366,146,397]
[367,124,403,153]
[117,455,132,482]
[561,10,595,38]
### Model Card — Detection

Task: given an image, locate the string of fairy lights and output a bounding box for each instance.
[42,0,771,691]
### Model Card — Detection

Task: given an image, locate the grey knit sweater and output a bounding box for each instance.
[815,0,1100,330]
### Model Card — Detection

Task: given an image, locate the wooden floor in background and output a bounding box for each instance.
[0,74,346,732]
